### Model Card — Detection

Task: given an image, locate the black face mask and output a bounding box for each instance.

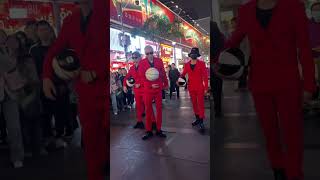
[190,54,198,60]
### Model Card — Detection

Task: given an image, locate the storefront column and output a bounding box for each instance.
[211,0,221,28]
[52,1,61,33]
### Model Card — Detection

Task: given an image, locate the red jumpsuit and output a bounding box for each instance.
[43,1,108,179]
[225,0,316,179]
[181,60,208,119]
[123,65,155,123]
[138,58,168,131]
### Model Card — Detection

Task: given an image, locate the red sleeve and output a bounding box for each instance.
[202,62,209,91]
[91,0,108,81]
[224,7,246,49]
[292,0,317,93]
[42,17,71,79]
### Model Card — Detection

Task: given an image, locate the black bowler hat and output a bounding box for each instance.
[188,47,201,57]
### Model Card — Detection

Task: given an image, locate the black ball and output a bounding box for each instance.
[52,49,81,82]
[56,49,80,71]
[126,77,135,87]
[217,48,245,79]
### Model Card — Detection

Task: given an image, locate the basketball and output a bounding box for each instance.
[52,49,81,81]
[216,48,245,80]
[145,67,159,81]
[177,77,186,86]
[126,77,135,87]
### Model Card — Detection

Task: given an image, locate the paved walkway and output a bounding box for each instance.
[212,81,320,180]
[110,89,211,180]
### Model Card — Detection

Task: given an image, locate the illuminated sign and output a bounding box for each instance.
[160,44,173,63]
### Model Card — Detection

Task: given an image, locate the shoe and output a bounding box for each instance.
[152,122,157,131]
[156,130,167,138]
[133,122,144,129]
[133,122,140,129]
[142,131,153,140]
[55,138,67,148]
[199,121,205,133]
[273,168,286,180]
[114,112,118,115]
[139,122,145,129]
[13,161,23,168]
[192,119,201,126]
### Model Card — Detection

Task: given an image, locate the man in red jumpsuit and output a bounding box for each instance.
[42,0,108,179]
[223,0,316,180]
[123,51,156,129]
[138,46,168,140]
[180,47,208,133]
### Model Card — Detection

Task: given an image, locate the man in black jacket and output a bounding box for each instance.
[169,63,181,99]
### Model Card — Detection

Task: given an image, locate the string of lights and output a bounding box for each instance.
[162,0,209,35]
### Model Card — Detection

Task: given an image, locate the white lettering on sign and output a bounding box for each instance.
[26,4,39,15]
[9,8,27,19]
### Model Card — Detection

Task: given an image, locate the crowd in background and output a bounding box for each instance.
[0,20,79,168]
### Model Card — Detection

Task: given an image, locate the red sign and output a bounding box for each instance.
[0,1,54,32]
[9,1,54,23]
[110,0,207,48]
[0,0,9,19]
[110,0,144,27]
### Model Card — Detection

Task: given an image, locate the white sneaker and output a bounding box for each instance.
[114,112,118,115]
[55,138,67,148]
[13,161,23,168]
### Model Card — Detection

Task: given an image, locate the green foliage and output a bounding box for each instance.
[131,15,184,45]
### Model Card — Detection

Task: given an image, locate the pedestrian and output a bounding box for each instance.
[224,0,316,179]
[138,45,168,140]
[169,63,180,99]
[42,0,108,179]
[179,47,208,133]
[123,51,145,129]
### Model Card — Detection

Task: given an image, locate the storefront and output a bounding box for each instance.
[0,0,77,34]
[110,0,210,57]
[160,43,173,67]
[110,27,146,62]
